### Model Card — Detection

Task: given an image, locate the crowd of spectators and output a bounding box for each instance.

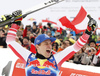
[0,21,100,67]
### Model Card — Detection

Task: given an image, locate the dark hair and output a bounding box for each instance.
[33,21,37,25]
[65,39,73,45]
[52,28,57,32]
[52,42,58,51]
[43,26,47,29]
[89,40,96,45]
[47,23,51,27]
[30,37,35,43]
[23,37,29,41]
[0,29,5,33]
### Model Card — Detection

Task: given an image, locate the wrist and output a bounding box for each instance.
[85,29,91,35]
[11,23,20,30]
[87,25,92,31]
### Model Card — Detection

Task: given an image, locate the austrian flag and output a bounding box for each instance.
[96,49,100,56]
[59,6,89,34]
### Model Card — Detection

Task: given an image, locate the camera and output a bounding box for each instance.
[89,50,91,52]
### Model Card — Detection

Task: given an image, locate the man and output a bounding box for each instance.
[57,41,66,52]
[5,10,97,76]
[0,29,7,48]
[89,40,97,49]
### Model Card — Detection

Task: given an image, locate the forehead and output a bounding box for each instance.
[90,42,95,44]
[42,39,51,43]
[23,38,28,41]
[65,40,69,43]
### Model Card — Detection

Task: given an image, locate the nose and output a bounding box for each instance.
[47,44,52,49]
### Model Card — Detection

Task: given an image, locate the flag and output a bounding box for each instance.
[59,6,89,34]
[42,18,57,25]
[30,43,36,54]
[42,18,63,34]
[98,17,100,20]
[96,49,100,56]
[57,27,63,34]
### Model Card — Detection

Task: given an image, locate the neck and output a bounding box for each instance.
[36,52,52,59]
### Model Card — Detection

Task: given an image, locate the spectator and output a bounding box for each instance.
[37,22,43,29]
[32,25,38,34]
[52,42,58,52]
[89,40,97,51]
[57,41,66,52]
[15,36,22,45]
[51,28,56,37]
[42,26,47,34]
[29,33,36,43]
[65,39,72,48]
[19,24,24,31]
[33,21,37,26]
[73,49,83,64]
[81,47,96,65]
[22,37,30,50]
[26,25,32,32]
[89,31,97,42]
[0,29,7,48]
[96,36,100,45]
[46,22,52,31]
[46,30,52,37]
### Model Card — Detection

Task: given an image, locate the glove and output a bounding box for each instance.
[12,10,23,25]
[0,10,23,26]
[85,15,98,35]
[0,14,12,26]
[1,14,12,21]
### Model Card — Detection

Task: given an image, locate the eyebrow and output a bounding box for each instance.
[45,41,51,43]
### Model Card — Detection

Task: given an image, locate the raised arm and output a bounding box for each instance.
[54,15,98,69]
[6,11,31,63]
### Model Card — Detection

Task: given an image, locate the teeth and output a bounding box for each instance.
[46,50,50,53]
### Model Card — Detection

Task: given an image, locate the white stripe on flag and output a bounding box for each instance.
[75,16,89,30]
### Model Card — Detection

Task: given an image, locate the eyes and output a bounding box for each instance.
[42,40,52,46]
[44,42,52,45]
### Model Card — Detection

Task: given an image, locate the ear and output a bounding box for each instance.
[35,45,39,50]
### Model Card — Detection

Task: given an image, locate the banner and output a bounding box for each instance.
[60,67,100,76]
[1,48,100,76]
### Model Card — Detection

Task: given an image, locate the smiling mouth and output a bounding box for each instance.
[46,50,51,53]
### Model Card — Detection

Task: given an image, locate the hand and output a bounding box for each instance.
[12,10,23,25]
[85,15,98,35]
[0,10,23,26]
[12,10,22,17]
[0,14,12,26]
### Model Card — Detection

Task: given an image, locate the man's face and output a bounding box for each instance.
[65,40,70,47]
[0,30,5,37]
[62,43,66,49]
[90,42,96,48]
[36,39,52,58]
[23,38,29,45]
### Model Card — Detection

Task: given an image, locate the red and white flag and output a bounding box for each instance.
[42,18,57,25]
[42,18,63,34]
[59,6,89,34]
[96,49,100,56]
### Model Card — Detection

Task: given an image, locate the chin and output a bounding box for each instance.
[45,55,51,58]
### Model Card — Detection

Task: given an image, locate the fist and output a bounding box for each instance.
[12,10,22,17]
[87,15,98,31]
